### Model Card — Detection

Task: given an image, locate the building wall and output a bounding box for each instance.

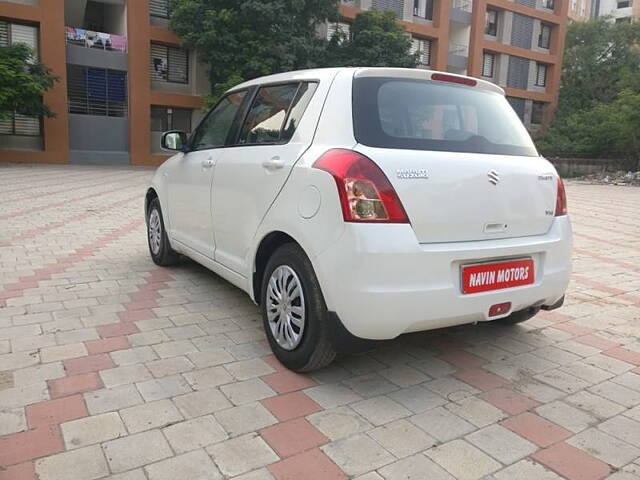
[1,0,566,166]
[342,0,567,128]
[0,0,206,166]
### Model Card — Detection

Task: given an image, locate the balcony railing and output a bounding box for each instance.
[452,0,472,11]
[65,27,127,53]
[449,43,469,56]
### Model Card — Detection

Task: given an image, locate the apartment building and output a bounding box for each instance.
[568,0,592,20]
[0,0,209,166]
[336,0,568,129]
[0,0,567,166]
[592,0,639,22]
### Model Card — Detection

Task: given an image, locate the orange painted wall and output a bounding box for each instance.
[0,0,69,164]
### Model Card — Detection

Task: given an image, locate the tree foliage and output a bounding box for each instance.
[0,43,58,119]
[169,0,341,100]
[326,10,419,68]
[537,19,640,169]
[168,1,418,101]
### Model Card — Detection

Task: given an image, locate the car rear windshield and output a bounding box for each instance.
[352,77,539,157]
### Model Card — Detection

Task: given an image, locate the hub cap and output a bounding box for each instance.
[148,208,162,255]
[266,265,305,351]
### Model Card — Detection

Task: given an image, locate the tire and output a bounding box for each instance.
[260,243,336,372]
[147,197,179,266]
[497,306,540,325]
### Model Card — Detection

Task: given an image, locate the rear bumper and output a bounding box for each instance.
[313,216,572,340]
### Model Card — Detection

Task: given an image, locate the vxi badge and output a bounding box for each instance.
[397,168,429,179]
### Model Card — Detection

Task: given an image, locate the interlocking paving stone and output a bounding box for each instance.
[34,444,109,480]
[425,439,502,480]
[207,433,278,477]
[102,429,173,473]
[60,411,127,449]
[144,449,222,480]
[162,415,228,453]
[3,167,640,479]
[322,433,395,477]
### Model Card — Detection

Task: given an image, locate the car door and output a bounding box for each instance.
[212,82,319,275]
[166,90,248,258]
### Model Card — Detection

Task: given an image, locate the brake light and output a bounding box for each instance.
[555,176,567,216]
[431,73,477,87]
[313,149,409,223]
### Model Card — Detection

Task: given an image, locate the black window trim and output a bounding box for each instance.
[186,79,320,153]
[229,80,320,148]
[186,87,254,152]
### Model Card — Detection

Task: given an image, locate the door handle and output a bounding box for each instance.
[262,156,284,171]
[202,158,215,169]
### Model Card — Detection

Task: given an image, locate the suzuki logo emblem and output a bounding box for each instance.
[488,170,500,185]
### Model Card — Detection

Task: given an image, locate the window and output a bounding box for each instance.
[0,21,38,53]
[352,77,538,157]
[190,91,247,150]
[413,0,434,20]
[531,101,545,125]
[150,43,188,84]
[0,21,40,136]
[538,23,551,49]
[151,107,192,132]
[572,0,578,11]
[615,16,632,22]
[535,63,547,87]
[482,52,495,77]
[67,65,128,117]
[327,22,351,42]
[617,0,631,7]
[485,10,498,36]
[411,38,432,66]
[0,115,41,136]
[238,83,300,145]
[150,0,169,18]
[543,0,555,9]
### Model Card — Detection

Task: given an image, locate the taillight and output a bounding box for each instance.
[313,149,409,223]
[555,176,567,216]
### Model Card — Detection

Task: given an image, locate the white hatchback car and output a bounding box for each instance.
[146,67,572,371]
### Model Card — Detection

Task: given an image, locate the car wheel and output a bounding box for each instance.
[497,306,540,325]
[261,243,336,372]
[147,197,179,266]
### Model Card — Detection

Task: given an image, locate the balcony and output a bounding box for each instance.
[65,27,128,71]
[448,42,469,70]
[65,27,127,52]
[451,0,472,23]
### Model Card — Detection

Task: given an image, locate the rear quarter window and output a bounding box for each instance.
[353,77,538,157]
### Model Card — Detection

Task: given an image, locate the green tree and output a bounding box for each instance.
[325,10,419,68]
[0,43,58,119]
[554,18,640,117]
[537,18,640,168]
[168,0,340,100]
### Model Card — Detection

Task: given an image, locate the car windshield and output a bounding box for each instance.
[352,77,538,157]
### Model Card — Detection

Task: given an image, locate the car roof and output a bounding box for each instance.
[227,67,504,96]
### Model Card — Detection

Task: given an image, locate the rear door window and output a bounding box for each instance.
[353,77,538,157]
[237,82,318,145]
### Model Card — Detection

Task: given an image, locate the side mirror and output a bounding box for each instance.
[161,131,188,151]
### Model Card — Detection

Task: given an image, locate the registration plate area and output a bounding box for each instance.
[461,258,534,294]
